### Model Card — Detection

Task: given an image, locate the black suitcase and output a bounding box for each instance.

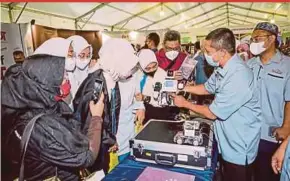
[130,118,214,170]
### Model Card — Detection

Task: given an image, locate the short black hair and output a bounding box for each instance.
[163,30,181,44]
[194,41,201,50]
[205,28,236,55]
[147,32,160,47]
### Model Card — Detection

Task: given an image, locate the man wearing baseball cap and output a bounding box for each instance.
[13,47,25,64]
[248,22,290,181]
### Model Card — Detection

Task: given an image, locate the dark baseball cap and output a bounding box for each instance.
[254,22,279,36]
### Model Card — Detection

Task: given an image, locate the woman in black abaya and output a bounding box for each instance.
[1,37,104,181]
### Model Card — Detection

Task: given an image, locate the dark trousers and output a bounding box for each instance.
[254,139,280,181]
[221,157,254,181]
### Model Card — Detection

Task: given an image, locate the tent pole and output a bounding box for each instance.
[75,20,78,30]
[15,3,28,23]
[288,4,290,21]
[8,8,13,23]
[80,10,97,30]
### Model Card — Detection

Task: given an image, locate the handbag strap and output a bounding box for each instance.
[19,113,45,181]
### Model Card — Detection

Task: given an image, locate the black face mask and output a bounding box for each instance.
[144,70,157,77]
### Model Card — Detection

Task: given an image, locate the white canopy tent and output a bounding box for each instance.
[1,2,290,35]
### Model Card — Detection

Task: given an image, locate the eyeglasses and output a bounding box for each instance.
[165,46,181,52]
[250,35,271,43]
[145,63,157,72]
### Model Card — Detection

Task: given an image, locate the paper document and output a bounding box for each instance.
[137,167,195,181]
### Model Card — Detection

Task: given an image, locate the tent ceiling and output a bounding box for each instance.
[1,2,289,31]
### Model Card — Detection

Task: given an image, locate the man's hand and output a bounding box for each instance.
[108,143,119,153]
[174,70,183,80]
[135,109,145,125]
[171,94,188,108]
[135,93,144,102]
[186,81,195,86]
[274,126,290,141]
[271,140,288,174]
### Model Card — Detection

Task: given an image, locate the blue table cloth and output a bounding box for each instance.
[103,143,218,181]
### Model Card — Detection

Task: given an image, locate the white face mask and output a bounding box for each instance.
[76,58,90,70]
[250,42,266,55]
[204,53,219,67]
[65,57,76,71]
[165,50,179,61]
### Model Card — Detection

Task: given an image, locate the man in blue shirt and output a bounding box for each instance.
[172,28,261,181]
[247,22,290,181]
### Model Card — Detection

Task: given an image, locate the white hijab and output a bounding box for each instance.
[138,49,158,72]
[66,35,92,98]
[33,37,71,57]
[90,38,139,100]
[33,37,74,72]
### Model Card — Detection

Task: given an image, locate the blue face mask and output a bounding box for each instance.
[204,53,219,67]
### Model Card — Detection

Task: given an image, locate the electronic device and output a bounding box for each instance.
[92,79,103,104]
[167,70,174,78]
[130,118,214,170]
[152,80,186,107]
[179,55,198,80]
[173,121,209,146]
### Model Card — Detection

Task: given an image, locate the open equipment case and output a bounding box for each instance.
[130,118,214,170]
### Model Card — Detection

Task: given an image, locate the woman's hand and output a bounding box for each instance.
[135,93,144,101]
[135,109,145,125]
[89,93,104,117]
[108,143,119,152]
[89,59,97,69]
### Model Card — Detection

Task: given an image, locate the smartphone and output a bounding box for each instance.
[93,79,103,104]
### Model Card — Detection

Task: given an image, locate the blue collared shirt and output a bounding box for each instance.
[247,51,290,142]
[205,54,261,165]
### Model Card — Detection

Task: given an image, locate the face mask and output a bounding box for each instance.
[165,50,179,61]
[204,53,219,67]
[65,57,76,72]
[76,58,90,70]
[55,80,71,101]
[250,42,266,55]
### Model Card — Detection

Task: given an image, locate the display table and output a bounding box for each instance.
[103,143,218,181]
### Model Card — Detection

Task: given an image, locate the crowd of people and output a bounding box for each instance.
[1,21,290,181]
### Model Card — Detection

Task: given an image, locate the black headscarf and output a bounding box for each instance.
[1,54,93,181]
[73,69,120,146]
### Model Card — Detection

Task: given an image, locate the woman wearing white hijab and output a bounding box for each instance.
[89,38,144,162]
[67,35,92,99]
[33,37,75,69]
[136,49,167,107]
